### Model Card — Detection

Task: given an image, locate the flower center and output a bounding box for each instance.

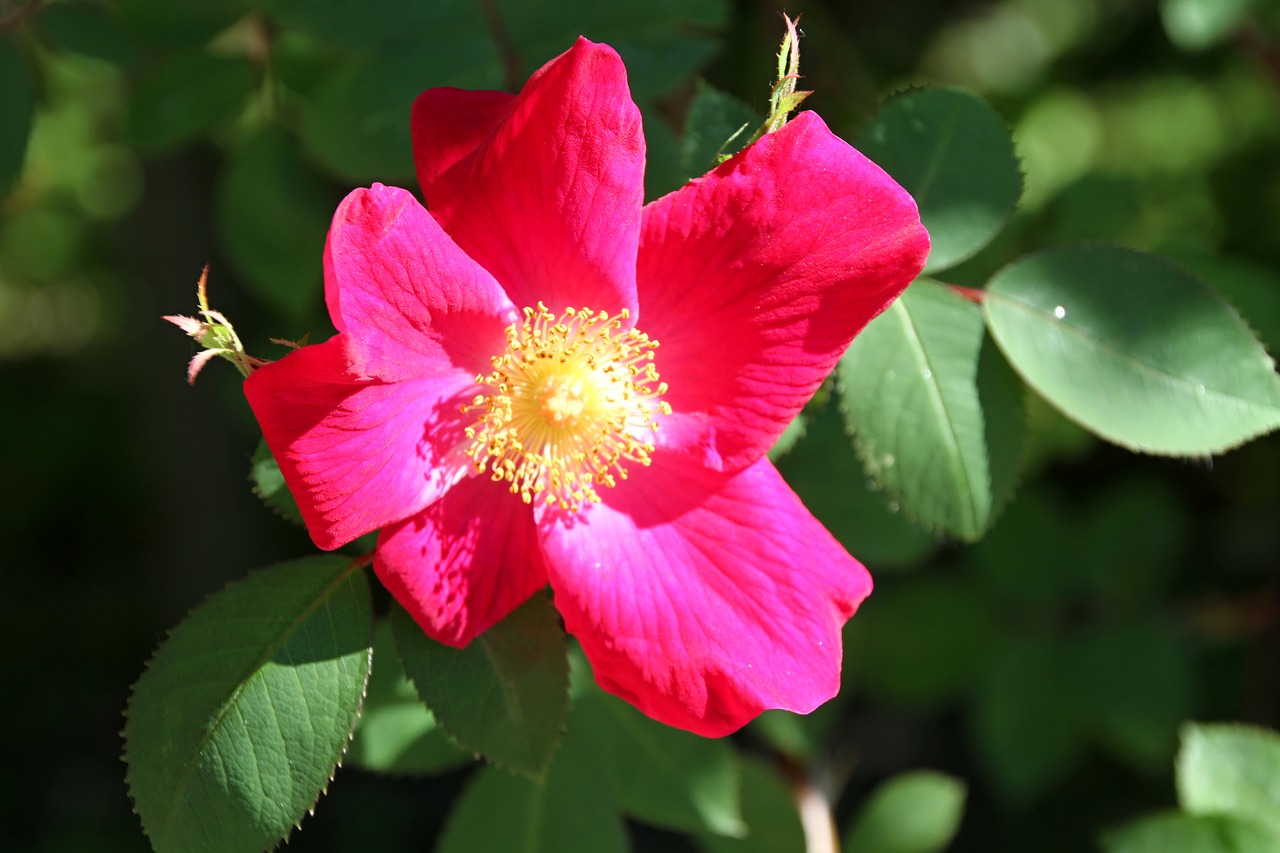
[462,303,671,512]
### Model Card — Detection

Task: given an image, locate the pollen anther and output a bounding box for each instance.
[461,302,671,512]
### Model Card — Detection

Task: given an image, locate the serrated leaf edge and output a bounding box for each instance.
[983,244,1280,457]
[837,285,999,541]
[123,557,373,852]
[390,595,571,782]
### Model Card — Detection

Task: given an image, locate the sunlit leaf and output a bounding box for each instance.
[838,280,1025,541]
[123,556,373,853]
[1160,0,1257,51]
[1178,723,1280,836]
[856,88,1022,273]
[392,594,568,777]
[843,770,967,853]
[984,245,1280,455]
[217,124,334,318]
[346,619,473,775]
[777,403,937,569]
[574,688,746,838]
[1103,812,1279,853]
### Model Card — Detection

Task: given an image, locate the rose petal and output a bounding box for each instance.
[638,112,930,470]
[244,336,475,550]
[421,38,644,314]
[324,183,517,382]
[540,455,870,736]
[376,475,548,647]
[412,88,515,201]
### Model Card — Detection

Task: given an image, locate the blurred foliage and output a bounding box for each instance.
[4,0,1280,851]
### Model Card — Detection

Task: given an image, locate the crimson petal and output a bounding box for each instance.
[540,455,871,736]
[323,183,516,382]
[418,38,644,314]
[638,112,929,471]
[244,337,474,550]
[377,475,549,647]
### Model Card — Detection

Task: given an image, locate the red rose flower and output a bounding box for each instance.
[245,38,928,736]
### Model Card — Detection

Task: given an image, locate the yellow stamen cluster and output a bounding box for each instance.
[462,302,672,512]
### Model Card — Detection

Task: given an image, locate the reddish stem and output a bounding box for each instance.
[947,284,987,303]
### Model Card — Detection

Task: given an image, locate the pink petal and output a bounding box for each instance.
[418,38,644,314]
[540,455,871,736]
[638,112,930,470]
[324,183,517,382]
[412,88,515,201]
[376,475,548,647]
[244,336,475,550]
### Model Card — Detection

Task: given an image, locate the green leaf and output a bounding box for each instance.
[346,619,473,775]
[437,714,626,853]
[695,756,804,853]
[970,637,1084,801]
[217,124,333,318]
[1178,723,1280,836]
[843,770,968,853]
[496,0,729,100]
[392,594,569,778]
[1103,812,1280,853]
[983,245,1280,455]
[0,40,35,200]
[300,40,501,183]
[128,52,255,154]
[838,280,1025,541]
[573,688,746,838]
[855,88,1021,273]
[1176,252,1280,360]
[250,438,305,526]
[682,80,759,178]
[1160,0,1257,51]
[123,556,373,853]
[776,403,937,569]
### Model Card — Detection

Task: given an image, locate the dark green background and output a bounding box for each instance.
[2,0,1279,850]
